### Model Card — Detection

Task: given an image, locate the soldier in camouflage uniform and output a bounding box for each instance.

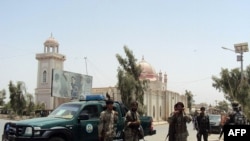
[124,101,141,141]
[98,99,118,141]
[168,102,192,141]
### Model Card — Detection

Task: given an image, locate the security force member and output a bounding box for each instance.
[168,102,192,141]
[195,107,210,141]
[98,99,118,141]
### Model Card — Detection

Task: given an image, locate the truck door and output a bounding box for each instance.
[79,104,100,140]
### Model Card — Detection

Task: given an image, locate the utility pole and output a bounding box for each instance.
[84,57,88,75]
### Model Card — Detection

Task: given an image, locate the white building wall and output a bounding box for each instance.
[151,93,157,120]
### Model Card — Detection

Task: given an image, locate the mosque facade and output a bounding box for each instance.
[92,57,188,121]
[35,35,188,121]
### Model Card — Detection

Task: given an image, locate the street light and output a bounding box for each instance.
[222,46,234,52]
[234,42,248,80]
[222,42,249,80]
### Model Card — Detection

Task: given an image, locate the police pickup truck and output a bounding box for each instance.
[2,95,156,141]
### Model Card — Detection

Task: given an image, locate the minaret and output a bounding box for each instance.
[43,33,59,53]
[164,72,167,89]
[159,70,162,82]
[35,34,66,110]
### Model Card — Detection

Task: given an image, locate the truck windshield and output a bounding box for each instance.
[209,114,221,121]
[48,104,81,119]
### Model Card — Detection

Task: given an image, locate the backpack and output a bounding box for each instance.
[233,111,245,125]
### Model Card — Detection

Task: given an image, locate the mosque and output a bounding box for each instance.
[35,35,188,122]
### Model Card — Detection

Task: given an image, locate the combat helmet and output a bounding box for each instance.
[231,100,239,108]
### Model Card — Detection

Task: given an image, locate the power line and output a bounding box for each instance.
[170,77,211,85]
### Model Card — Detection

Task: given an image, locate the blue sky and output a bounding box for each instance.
[1,0,250,105]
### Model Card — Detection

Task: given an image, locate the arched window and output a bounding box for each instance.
[153,106,155,118]
[43,71,47,83]
[160,106,162,117]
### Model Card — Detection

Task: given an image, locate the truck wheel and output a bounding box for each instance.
[48,137,65,141]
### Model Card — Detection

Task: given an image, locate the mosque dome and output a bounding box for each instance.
[138,57,157,81]
[44,34,59,47]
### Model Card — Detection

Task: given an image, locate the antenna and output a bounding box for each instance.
[84,57,88,75]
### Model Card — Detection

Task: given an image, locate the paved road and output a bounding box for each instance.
[144,122,223,141]
[0,119,223,141]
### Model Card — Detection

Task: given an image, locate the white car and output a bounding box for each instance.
[209,114,222,134]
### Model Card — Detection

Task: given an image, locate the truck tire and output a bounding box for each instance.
[48,137,65,141]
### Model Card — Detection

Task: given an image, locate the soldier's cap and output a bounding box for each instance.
[200,107,205,111]
[106,99,114,105]
[175,102,184,108]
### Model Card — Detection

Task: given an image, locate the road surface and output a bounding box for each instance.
[0,119,223,141]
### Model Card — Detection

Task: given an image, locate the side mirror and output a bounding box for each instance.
[78,113,89,120]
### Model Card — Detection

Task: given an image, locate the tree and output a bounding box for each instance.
[116,46,148,115]
[0,89,6,106]
[9,81,26,116]
[34,102,46,111]
[215,100,229,113]
[212,67,250,118]
[184,90,194,113]
[25,93,35,115]
[2,101,11,114]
